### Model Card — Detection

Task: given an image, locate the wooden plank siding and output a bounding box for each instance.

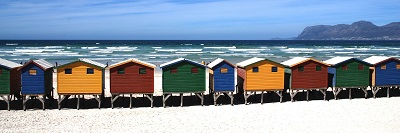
[110,62,154,94]
[291,60,328,89]
[335,60,370,87]
[244,60,285,91]
[162,62,205,93]
[20,64,47,94]
[375,59,400,86]
[10,68,21,95]
[0,68,11,94]
[57,62,103,94]
[211,62,235,92]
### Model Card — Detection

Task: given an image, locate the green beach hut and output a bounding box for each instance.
[0,58,22,110]
[324,57,372,99]
[160,58,206,107]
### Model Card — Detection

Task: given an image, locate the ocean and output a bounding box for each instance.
[0,40,399,67]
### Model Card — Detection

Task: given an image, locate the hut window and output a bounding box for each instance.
[342,65,348,70]
[397,64,400,70]
[271,66,278,72]
[381,65,386,70]
[171,68,178,74]
[298,66,304,72]
[252,67,259,72]
[358,64,364,70]
[87,68,94,74]
[316,66,322,71]
[191,67,198,74]
[65,68,72,74]
[29,69,37,75]
[118,68,125,74]
[139,68,146,74]
[220,68,228,73]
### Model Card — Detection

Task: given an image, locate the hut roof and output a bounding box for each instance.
[160,58,205,68]
[236,57,286,68]
[108,58,156,69]
[207,58,235,69]
[56,58,106,69]
[0,58,22,70]
[324,57,371,66]
[18,59,53,71]
[281,57,329,67]
[362,56,399,66]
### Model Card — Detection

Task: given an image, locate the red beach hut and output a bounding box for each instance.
[281,57,330,101]
[108,59,156,108]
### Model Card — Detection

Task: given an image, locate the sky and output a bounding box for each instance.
[0,0,399,40]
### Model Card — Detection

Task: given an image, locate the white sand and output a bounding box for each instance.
[1,97,399,133]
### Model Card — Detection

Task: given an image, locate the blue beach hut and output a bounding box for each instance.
[18,59,53,110]
[363,56,400,98]
[207,58,235,105]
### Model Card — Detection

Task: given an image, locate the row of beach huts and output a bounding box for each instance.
[0,56,399,110]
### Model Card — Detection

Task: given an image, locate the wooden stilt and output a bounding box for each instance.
[7,95,11,111]
[130,94,132,109]
[144,94,154,108]
[22,95,26,111]
[261,91,264,104]
[180,93,183,107]
[37,96,45,110]
[372,87,379,98]
[319,89,327,101]
[243,91,251,105]
[362,87,368,99]
[230,92,234,106]
[349,88,352,100]
[94,95,101,109]
[111,95,120,109]
[306,90,309,101]
[290,90,298,102]
[274,91,283,103]
[77,95,80,110]
[387,87,390,98]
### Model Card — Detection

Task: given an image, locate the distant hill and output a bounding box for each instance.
[296,21,400,40]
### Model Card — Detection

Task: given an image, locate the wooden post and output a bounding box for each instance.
[349,88,352,100]
[387,87,390,98]
[230,92,234,106]
[163,94,165,108]
[213,93,217,106]
[362,88,368,99]
[7,95,11,111]
[77,95,80,110]
[306,90,309,101]
[261,91,264,104]
[130,94,132,109]
[372,87,379,98]
[180,93,183,107]
[23,95,26,111]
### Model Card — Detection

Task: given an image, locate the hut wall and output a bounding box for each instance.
[212,62,235,92]
[57,62,103,94]
[375,60,400,86]
[0,68,11,94]
[110,62,154,94]
[291,60,328,89]
[328,67,336,87]
[335,60,369,87]
[236,67,246,93]
[10,68,21,95]
[244,60,285,91]
[162,62,205,93]
[21,64,45,94]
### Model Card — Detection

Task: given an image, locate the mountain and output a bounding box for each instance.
[296,21,400,40]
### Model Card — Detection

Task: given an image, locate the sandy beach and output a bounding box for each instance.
[1,97,399,133]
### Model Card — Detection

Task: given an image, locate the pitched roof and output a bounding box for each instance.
[108,58,156,69]
[56,58,106,69]
[207,58,235,69]
[324,57,372,67]
[160,58,205,68]
[281,57,329,67]
[236,57,287,68]
[0,58,22,69]
[18,59,53,71]
[363,56,393,65]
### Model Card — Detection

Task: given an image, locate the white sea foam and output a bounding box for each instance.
[152,47,162,49]
[155,49,178,52]
[179,49,202,52]
[228,49,263,52]
[204,46,236,49]
[81,47,99,49]
[209,51,225,54]
[334,52,354,54]
[175,52,203,54]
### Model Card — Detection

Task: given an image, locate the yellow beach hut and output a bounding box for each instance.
[236,57,287,104]
[56,58,106,110]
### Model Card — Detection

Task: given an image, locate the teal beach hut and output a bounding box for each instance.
[0,58,22,110]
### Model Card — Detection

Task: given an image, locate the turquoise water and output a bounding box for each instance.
[0,40,399,66]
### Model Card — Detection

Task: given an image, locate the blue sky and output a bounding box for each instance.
[0,0,399,40]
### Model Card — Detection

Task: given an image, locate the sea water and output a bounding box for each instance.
[0,40,399,66]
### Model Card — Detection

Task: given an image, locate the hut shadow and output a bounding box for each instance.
[0,97,57,110]
[107,96,156,108]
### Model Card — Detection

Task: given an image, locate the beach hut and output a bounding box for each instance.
[281,57,330,102]
[0,58,22,110]
[160,58,206,107]
[107,59,156,108]
[324,57,372,99]
[56,58,106,110]
[363,56,400,98]
[19,59,53,110]
[207,58,235,105]
[236,57,287,104]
